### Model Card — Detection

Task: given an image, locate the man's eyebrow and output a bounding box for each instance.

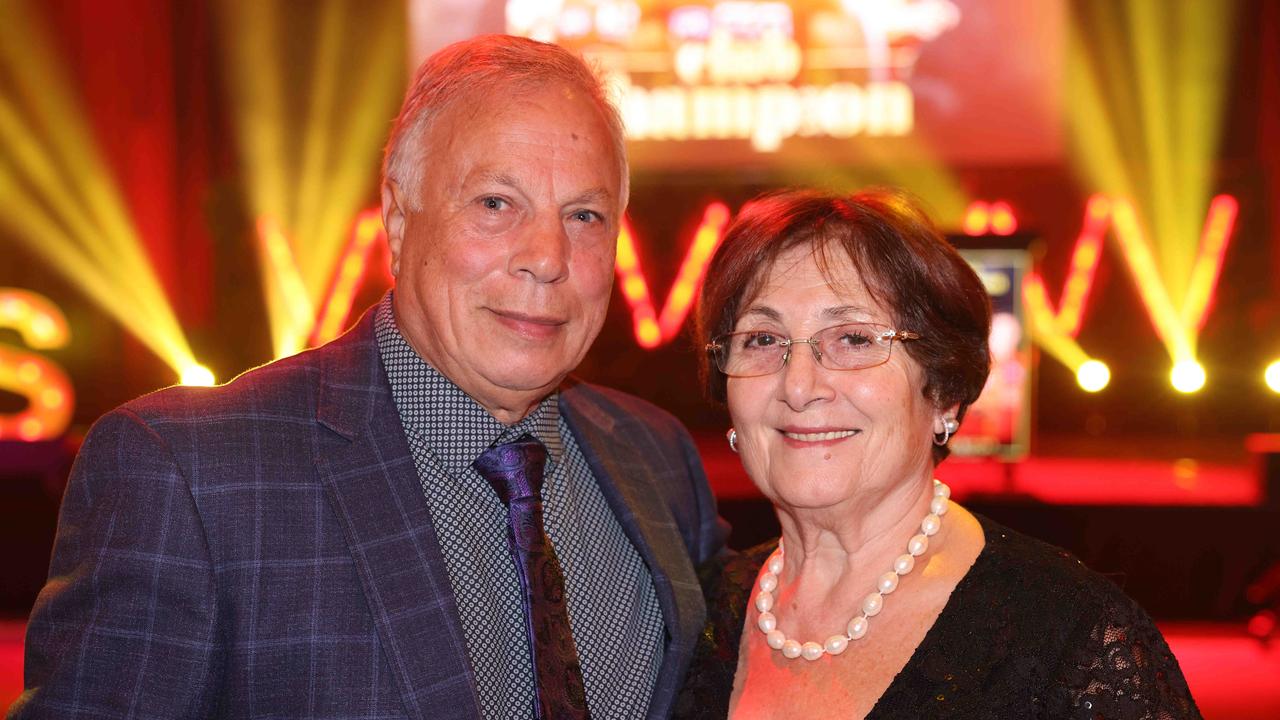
[563,187,614,207]
[478,171,521,189]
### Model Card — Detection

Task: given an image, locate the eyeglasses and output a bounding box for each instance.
[706,322,921,378]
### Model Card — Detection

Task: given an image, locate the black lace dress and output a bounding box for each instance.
[674,514,1201,719]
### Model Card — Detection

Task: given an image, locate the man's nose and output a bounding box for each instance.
[511,214,570,283]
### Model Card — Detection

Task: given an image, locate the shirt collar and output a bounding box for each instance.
[374,293,563,474]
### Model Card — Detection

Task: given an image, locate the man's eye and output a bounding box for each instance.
[480,196,508,211]
[570,209,602,223]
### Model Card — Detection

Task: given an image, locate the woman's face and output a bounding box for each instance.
[726,244,948,511]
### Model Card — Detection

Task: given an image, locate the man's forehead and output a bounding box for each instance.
[440,81,594,128]
[430,92,611,156]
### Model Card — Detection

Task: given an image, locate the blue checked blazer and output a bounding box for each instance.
[11,307,726,719]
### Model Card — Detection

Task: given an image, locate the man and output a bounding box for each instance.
[12,35,725,719]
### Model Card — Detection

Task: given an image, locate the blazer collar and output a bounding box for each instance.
[560,382,705,718]
[314,306,481,719]
[316,313,703,717]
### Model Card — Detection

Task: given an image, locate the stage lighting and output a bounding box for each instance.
[312,210,388,346]
[1076,360,1110,393]
[216,0,405,360]
[656,202,730,341]
[989,202,1017,236]
[615,202,730,349]
[1170,360,1206,394]
[180,364,216,387]
[1265,360,1280,394]
[0,5,204,384]
[962,202,989,236]
[1066,2,1239,389]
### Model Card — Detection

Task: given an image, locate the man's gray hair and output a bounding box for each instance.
[383,34,629,212]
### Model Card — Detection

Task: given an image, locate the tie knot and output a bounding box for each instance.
[473,435,548,506]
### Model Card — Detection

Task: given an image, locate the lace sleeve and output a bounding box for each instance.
[1050,588,1202,720]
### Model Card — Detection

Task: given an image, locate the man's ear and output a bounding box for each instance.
[381,180,407,277]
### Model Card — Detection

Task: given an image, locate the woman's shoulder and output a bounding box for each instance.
[948,514,1201,718]
[924,513,1166,684]
[673,540,778,720]
[697,539,778,622]
[970,513,1137,612]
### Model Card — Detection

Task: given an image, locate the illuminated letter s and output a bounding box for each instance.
[0,289,74,441]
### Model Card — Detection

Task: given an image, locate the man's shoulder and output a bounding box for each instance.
[118,305,381,429]
[560,379,687,434]
[119,347,329,427]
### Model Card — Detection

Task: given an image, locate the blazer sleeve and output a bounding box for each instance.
[9,408,222,719]
[675,422,731,568]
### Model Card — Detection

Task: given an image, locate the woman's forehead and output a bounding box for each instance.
[747,244,875,307]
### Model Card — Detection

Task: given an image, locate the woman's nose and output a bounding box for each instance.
[780,341,834,410]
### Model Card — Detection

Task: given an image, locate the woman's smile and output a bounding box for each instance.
[779,426,862,447]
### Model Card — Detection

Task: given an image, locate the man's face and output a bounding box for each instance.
[384,83,621,423]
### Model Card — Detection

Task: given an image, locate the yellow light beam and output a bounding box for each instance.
[312,209,385,345]
[0,101,170,336]
[301,12,405,301]
[1067,0,1240,366]
[256,216,316,358]
[215,0,288,225]
[1181,194,1238,331]
[215,0,406,357]
[1129,0,1181,291]
[0,4,162,304]
[0,150,197,376]
[0,1,199,379]
[1109,198,1194,362]
[1023,272,1091,371]
[293,0,344,288]
[1065,12,1138,205]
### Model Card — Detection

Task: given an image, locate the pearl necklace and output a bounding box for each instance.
[754,479,952,661]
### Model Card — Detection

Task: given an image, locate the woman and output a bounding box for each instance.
[675,189,1199,718]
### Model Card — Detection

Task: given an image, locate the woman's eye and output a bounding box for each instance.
[743,333,779,349]
[837,332,872,347]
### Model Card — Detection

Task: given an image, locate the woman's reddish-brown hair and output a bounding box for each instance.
[694,188,992,463]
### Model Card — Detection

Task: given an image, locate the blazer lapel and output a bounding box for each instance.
[313,311,481,719]
[560,388,705,718]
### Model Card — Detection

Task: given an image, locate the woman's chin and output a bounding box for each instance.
[759,476,858,513]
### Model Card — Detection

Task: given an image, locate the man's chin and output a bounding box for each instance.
[482,362,570,394]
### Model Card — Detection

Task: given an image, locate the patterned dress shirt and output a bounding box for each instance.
[374,295,664,719]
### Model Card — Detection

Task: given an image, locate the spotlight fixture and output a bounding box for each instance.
[1075,360,1110,393]
[180,364,216,387]
[1264,360,1280,394]
[1170,359,1206,394]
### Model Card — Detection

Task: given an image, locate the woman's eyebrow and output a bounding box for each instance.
[822,305,875,321]
[738,305,783,322]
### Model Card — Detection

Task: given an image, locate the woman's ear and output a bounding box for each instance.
[934,403,962,436]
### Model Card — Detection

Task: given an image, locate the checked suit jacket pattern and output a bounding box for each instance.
[10,306,726,719]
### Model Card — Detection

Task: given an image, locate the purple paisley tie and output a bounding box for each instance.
[473,436,591,719]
